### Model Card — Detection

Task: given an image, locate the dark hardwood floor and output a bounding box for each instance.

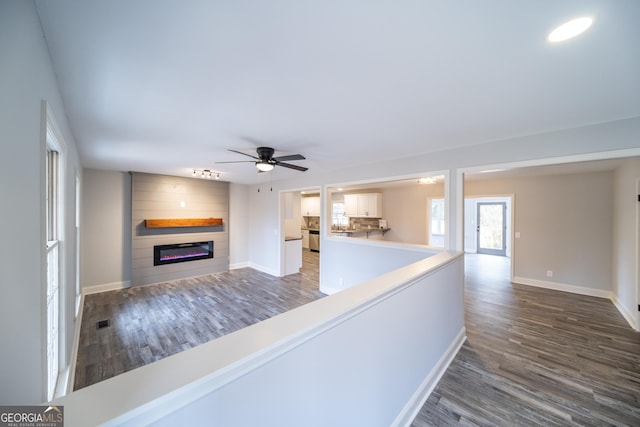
[412,254,640,426]
[74,250,322,390]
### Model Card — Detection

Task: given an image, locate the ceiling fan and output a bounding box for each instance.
[217,147,308,172]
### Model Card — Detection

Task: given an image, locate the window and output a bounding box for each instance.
[429,198,445,247]
[44,102,65,401]
[75,175,81,318]
[332,202,349,228]
[46,148,60,401]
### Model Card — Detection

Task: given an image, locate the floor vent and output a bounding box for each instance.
[96,319,110,330]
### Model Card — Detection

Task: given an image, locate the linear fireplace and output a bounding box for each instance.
[153,241,214,266]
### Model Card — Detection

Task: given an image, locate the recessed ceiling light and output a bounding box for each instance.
[548,17,593,42]
[418,177,436,185]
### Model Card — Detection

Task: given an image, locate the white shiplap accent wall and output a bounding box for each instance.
[131,173,229,286]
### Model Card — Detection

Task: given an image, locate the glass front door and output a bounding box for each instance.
[476,202,506,256]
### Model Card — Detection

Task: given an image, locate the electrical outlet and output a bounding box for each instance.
[546,270,553,278]
[515,232,521,238]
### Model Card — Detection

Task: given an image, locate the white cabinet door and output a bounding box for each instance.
[344,194,358,217]
[301,197,320,216]
[302,230,309,249]
[301,197,310,216]
[310,197,320,216]
[344,193,382,217]
[357,194,372,217]
[366,193,382,217]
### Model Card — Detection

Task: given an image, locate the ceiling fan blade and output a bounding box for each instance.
[214,160,255,164]
[228,149,259,160]
[275,161,308,172]
[273,154,305,162]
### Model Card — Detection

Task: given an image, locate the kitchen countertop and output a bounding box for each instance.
[285,236,302,241]
[332,228,391,236]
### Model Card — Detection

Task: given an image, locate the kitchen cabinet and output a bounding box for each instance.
[344,193,382,218]
[301,196,320,217]
[284,237,302,275]
[302,230,309,249]
[344,195,358,218]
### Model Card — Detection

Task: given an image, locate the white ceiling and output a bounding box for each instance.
[35,0,640,184]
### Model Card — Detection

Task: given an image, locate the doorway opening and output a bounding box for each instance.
[464,196,512,258]
[281,188,321,287]
[477,202,507,256]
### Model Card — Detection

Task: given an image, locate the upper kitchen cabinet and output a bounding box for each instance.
[344,193,382,218]
[301,196,320,217]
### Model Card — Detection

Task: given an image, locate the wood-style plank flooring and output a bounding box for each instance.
[73,250,322,390]
[412,254,640,426]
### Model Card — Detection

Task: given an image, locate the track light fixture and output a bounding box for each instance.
[192,169,221,180]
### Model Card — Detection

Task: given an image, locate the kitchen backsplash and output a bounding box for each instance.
[302,216,320,229]
[304,215,383,230]
[350,217,380,229]
[329,217,382,230]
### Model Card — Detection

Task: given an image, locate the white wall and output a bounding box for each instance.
[380,183,444,245]
[81,170,131,290]
[612,158,640,329]
[0,0,82,404]
[247,186,281,275]
[150,255,464,427]
[229,183,250,268]
[466,172,613,294]
[320,239,439,294]
[283,191,302,237]
[52,252,464,427]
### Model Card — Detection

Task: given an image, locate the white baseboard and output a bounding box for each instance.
[83,280,131,295]
[611,293,638,331]
[512,276,612,299]
[319,285,340,295]
[229,261,250,270]
[513,277,640,331]
[392,327,467,427]
[248,262,280,277]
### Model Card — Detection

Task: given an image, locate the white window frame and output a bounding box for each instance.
[44,102,66,402]
[428,197,445,247]
[332,202,349,228]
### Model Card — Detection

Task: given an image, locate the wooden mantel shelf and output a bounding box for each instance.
[145,218,223,228]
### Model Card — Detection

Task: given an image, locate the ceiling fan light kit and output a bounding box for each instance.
[256,161,275,172]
